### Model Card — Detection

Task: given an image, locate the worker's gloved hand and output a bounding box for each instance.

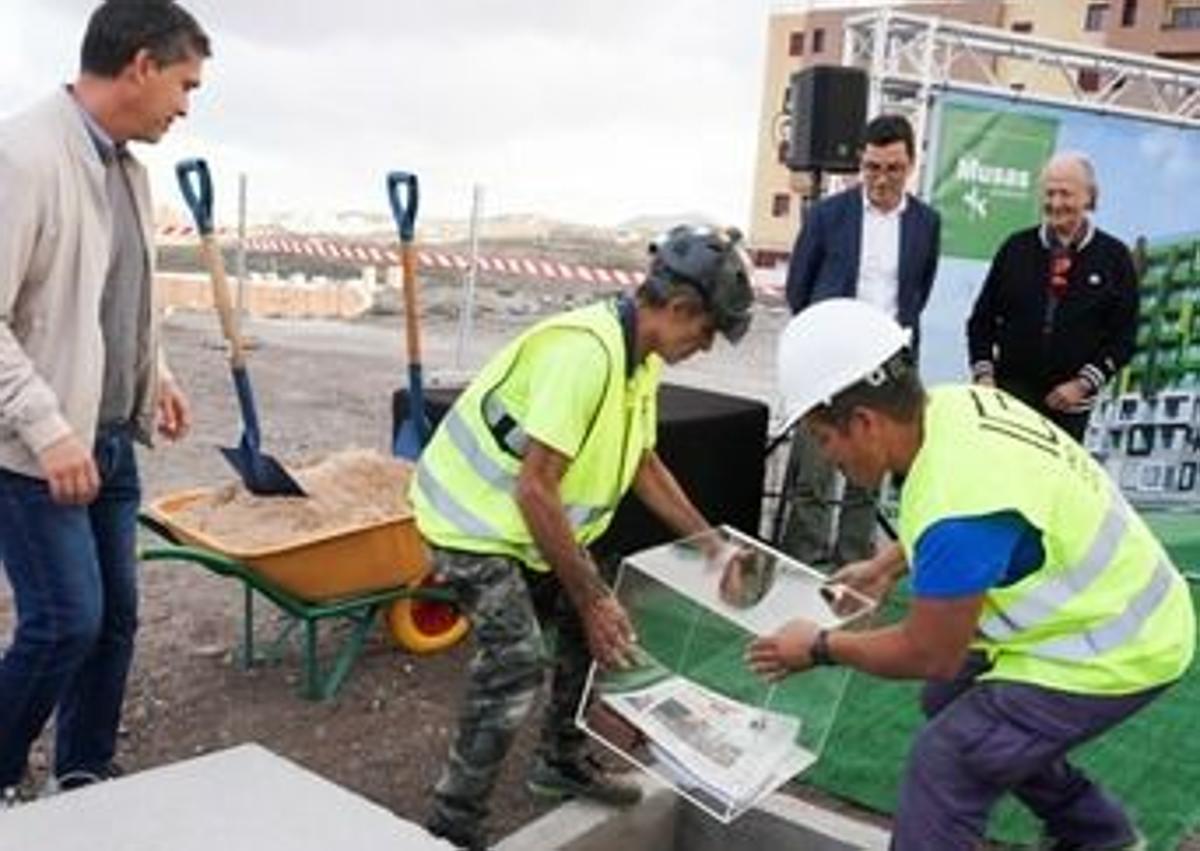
[716,544,775,608]
[583,594,638,670]
[828,557,897,608]
[745,617,820,681]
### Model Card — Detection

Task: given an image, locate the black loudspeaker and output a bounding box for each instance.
[394,383,768,561]
[787,65,869,173]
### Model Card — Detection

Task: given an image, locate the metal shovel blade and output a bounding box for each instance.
[222,367,306,497]
[219,439,306,497]
[393,363,429,460]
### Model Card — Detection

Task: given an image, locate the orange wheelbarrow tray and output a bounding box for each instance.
[137,488,468,700]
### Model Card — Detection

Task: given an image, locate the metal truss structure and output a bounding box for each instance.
[842,9,1200,158]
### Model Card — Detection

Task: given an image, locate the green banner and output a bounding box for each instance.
[932,103,1060,260]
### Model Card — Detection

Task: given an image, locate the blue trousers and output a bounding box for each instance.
[0,426,141,787]
[891,653,1164,850]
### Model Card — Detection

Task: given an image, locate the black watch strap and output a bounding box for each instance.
[810,628,837,666]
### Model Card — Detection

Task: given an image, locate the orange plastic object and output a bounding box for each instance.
[146,489,429,602]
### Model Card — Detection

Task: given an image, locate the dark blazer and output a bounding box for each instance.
[785,187,942,342]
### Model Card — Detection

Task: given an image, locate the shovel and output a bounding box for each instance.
[387,171,429,459]
[175,158,306,497]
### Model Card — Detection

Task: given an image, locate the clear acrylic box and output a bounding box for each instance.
[576,525,874,823]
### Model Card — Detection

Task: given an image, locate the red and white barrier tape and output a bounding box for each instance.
[244,236,640,286]
[156,227,781,297]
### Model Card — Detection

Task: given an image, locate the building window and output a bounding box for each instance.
[1078,69,1102,92]
[1121,0,1137,26]
[1169,5,1200,28]
[1011,20,1033,33]
[777,140,789,165]
[812,28,826,53]
[772,193,792,218]
[1084,2,1109,31]
[788,31,805,56]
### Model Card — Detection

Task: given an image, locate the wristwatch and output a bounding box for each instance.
[810,628,837,666]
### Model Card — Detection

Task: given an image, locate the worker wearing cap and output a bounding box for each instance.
[411,225,756,851]
[747,298,1193,851]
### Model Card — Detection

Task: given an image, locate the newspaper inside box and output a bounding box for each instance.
[576,525,873,824]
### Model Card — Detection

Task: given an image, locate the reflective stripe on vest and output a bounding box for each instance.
[979,495,1128,641]
[1027,557,1176,662]
[435,406,607,530]
[416,462,500,539]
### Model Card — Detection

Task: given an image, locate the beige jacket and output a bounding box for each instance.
[0,89,165,478]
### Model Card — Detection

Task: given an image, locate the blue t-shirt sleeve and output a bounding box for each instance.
[911,511,1044,599]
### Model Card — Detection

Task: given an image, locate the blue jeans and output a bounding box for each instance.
[0,425,141,786]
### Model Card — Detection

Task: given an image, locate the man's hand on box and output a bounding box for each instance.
[828,557,895,608]
[746,618,820,681]
[583,594,638,670]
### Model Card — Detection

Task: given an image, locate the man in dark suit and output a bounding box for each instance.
[781,114,941,567]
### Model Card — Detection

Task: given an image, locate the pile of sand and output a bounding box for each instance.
[172,449,415,551]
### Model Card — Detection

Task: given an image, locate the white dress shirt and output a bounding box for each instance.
[857,189,906,319]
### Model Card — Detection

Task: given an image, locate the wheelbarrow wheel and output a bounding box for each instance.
[387,574,469,654]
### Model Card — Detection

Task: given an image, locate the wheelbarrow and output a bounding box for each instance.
[138,486,468,700]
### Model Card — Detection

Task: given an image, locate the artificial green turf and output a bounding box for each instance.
[1145,511,1200,574]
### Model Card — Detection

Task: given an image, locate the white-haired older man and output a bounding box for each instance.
[967,152,1139,441]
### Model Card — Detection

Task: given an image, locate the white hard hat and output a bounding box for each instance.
[776,298,911,434]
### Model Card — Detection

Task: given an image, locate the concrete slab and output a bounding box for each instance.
[0,743,453,851]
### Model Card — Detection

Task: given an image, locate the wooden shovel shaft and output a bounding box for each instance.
[402,243,421,364]
[199,234,246,368]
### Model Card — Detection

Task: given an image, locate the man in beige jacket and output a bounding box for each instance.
[0,0,209,802]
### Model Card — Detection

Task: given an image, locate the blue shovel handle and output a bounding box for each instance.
[387,171,419,242]
[176,158,215,235]
[231,368,263,450]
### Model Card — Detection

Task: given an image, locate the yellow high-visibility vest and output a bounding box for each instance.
[900,385,1195,695]
[411,301,660,570]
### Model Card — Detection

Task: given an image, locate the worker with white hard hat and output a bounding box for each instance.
[749,298,1194,850]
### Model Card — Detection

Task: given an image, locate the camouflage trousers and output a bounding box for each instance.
[427,547,590,834]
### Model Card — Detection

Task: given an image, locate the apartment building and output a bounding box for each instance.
[751,0,1200,259]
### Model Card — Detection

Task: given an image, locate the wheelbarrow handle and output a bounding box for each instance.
[176,158,215,236]
[387,171,419,243]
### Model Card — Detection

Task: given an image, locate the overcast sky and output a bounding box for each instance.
[0,0,807,229]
